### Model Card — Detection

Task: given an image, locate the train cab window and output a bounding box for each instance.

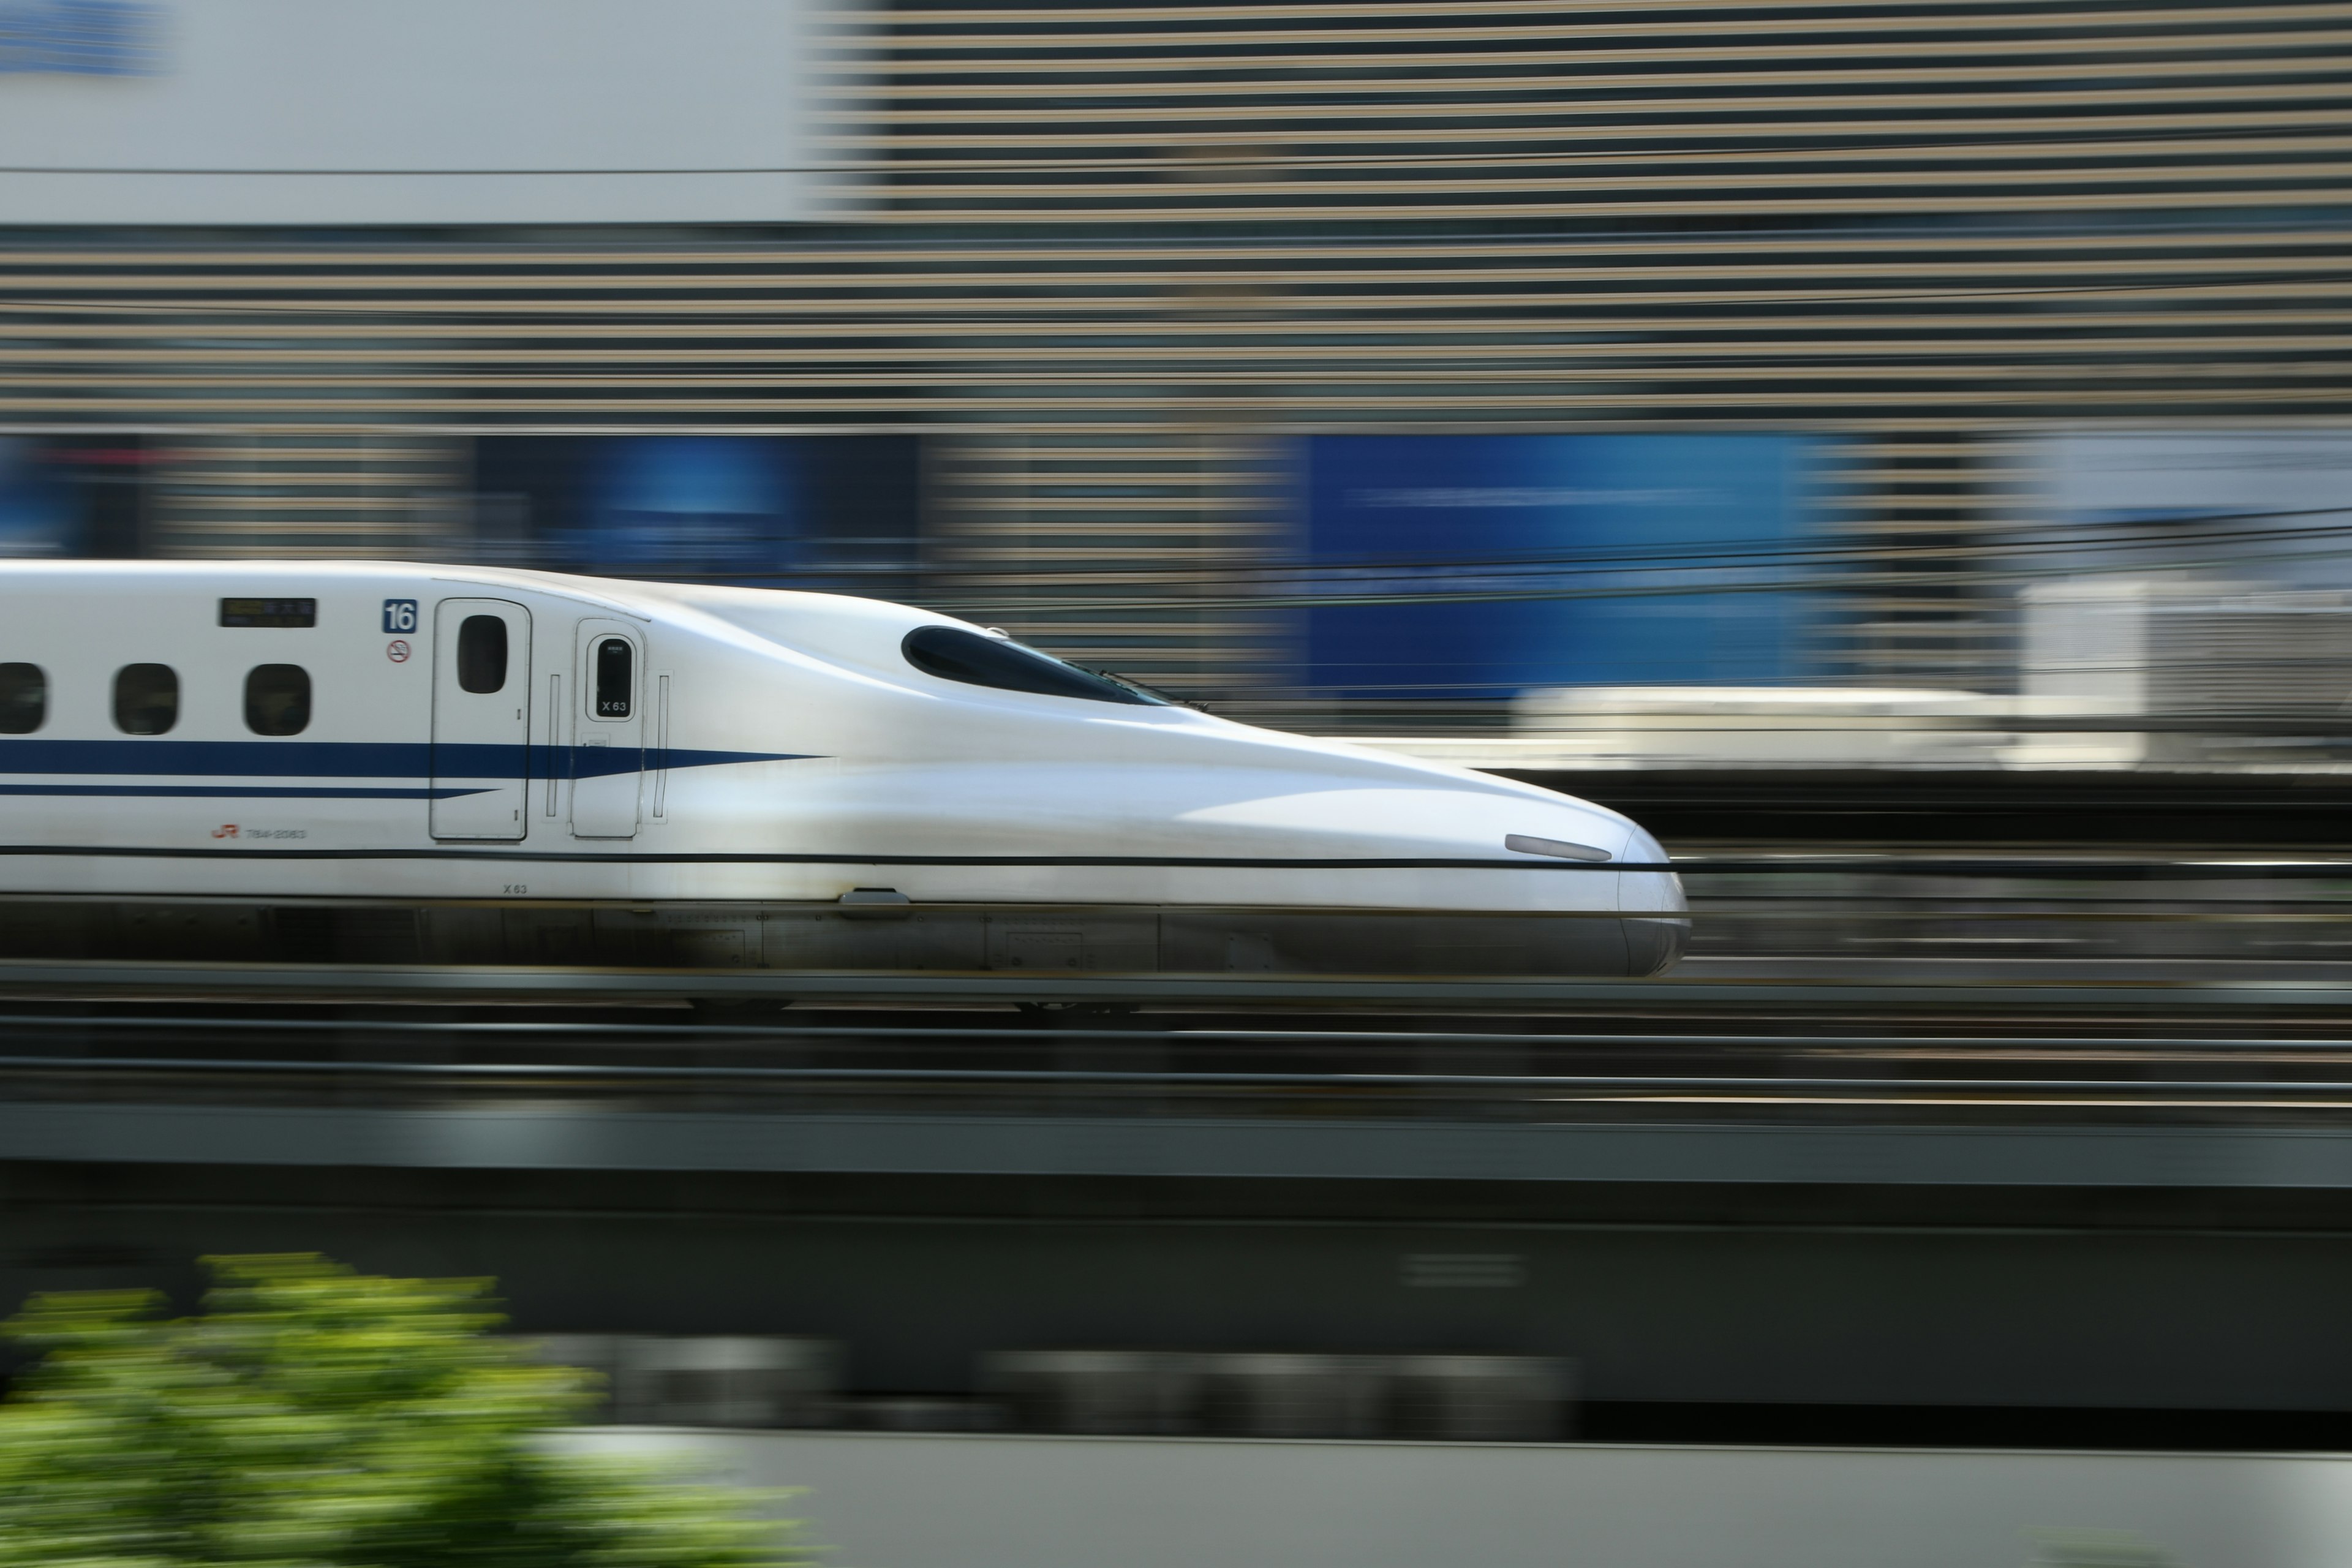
[592,637,633,718]
[113,663,178,736]
[244,664,311,736]
[456,614,508,694]
[901,625,1164,706]
[0,664,43,734]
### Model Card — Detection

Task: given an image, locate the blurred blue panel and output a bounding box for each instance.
[0,0,161,77]
[0,435,148,557]
[1294,433,1834,699]
[582,436,795,576]
[471,435,921,594]
[0,438,77,557]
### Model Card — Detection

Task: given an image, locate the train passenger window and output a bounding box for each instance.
[456,614,508,694]
[113,663,178,735]
[244,664,311,736]
[593,637,632,718]
[0,664,43,734]
[901,625,1165,706]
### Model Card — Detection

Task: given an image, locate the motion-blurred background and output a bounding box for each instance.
[13,9,2352,1566]
[8,0,2351,770]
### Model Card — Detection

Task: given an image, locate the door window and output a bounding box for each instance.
[593,637,633,718]
[457,615,509,694]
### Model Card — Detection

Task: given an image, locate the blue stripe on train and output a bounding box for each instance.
[0,741,814,780]
[0,785,491,799]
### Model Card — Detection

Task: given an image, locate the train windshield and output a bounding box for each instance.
[902,625,1165,707]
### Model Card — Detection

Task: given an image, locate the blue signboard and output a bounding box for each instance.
[0,436,148,558]
[1294,433,1834,699]
[0,0,160,77]
[471,435,921,594]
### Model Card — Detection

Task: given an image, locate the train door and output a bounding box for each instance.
[571,619,643,839]
[429,598,532,840]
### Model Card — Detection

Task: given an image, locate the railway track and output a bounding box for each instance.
[3,954,2352,1014]
[9,1007,2352,1123]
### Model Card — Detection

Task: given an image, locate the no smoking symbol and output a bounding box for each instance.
[386,639,412,663]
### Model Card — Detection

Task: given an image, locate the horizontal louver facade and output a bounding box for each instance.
[1,0,2345,714]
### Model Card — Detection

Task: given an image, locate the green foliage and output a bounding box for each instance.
[0,1254,808,1568]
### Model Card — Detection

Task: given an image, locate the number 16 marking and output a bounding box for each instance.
[382,598,418,634]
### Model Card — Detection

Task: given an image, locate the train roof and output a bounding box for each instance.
[0,559,938,628]
[0,558,1610,810]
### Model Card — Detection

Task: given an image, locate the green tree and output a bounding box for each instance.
[0,1253,807,1568]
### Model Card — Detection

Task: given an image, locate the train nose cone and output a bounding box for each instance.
[1616,826,1688,976]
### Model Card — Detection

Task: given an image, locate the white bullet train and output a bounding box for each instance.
[0,562,1685,981]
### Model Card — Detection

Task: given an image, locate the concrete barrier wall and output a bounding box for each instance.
[563,1428,2352,1568]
